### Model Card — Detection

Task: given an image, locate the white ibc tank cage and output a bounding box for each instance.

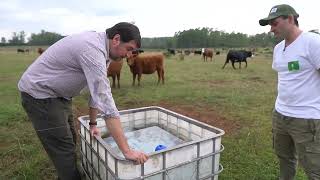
[78,106,225,180]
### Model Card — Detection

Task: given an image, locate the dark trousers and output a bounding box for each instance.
[21,92,81,180]
[272,110,320,180]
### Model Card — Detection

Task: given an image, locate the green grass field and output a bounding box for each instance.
[0,49,308,179]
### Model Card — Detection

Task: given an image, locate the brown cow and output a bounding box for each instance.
[107,59,123,88]
[203,48,213,62]
[127,53,164,86]
[38,48,45,55]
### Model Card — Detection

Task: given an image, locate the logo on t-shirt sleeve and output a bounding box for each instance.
[288,61,300,71]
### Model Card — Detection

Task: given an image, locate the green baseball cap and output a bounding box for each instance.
[259,4,299,26]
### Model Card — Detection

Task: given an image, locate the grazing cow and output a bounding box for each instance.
[167,48,175,55]
[25,49,30,53]
[222,50,253,69]
[107,59,123,88]
[215,51,220,55]
[127,53,165,86]
[194,50,202,55]
[17,49,25,53]
[38,48,45,55]
[203,48,213,62]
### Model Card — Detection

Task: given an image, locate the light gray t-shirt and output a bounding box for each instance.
[18,31,120,118]
[272,32,320,119]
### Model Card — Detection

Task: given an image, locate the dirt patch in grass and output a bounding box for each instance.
[196,79,238,88]
[73,106,88,119]
[0,76,17,81]
[156,102,240,136]
[89,104,238,135]
[73,101,240,136]
[198,78,267,87]
[246,76,267,83]
[199,79,231,83]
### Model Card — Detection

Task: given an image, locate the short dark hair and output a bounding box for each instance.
[106,22,141,48]
[281,15,299,27]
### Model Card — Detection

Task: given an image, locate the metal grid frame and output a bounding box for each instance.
[79,106,225,180]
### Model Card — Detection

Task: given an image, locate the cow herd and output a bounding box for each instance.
[166,48,253,67]
[16,48,45,55]
[15,47,252,89]
[106,48,253,89]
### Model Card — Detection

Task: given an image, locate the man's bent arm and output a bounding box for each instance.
[89,107,98,124]
[105,117,130,154]
[89,107,100,136]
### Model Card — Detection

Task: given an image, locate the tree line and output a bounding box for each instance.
[0,30,65,46]
[142,28,278,49]
[1,28,280,48]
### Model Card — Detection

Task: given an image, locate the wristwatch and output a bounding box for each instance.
[89,121,97,126]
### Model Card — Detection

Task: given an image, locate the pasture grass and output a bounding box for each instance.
[0,49,307,179]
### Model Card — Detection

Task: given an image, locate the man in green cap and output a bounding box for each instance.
[259,4,320,180]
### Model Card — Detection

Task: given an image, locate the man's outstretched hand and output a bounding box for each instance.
[90,125,100,136]
[123,149,149,164]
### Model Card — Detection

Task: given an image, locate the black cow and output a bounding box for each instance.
[215,51,220,55]
[167,48,175,55]
[194,50,202,55]
[222,50,253,69]
[17,48,25,53]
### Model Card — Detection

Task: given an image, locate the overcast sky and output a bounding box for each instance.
[0,0,318,40]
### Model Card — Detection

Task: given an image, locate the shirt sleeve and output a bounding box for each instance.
[308,34,320,69]
[78,49,120,119]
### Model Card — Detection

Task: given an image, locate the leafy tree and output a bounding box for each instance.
[19,31,26,44]
[8,32,20,45]
[1,37,6,43]
[28,30,65,45]
[7,31,26,45]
